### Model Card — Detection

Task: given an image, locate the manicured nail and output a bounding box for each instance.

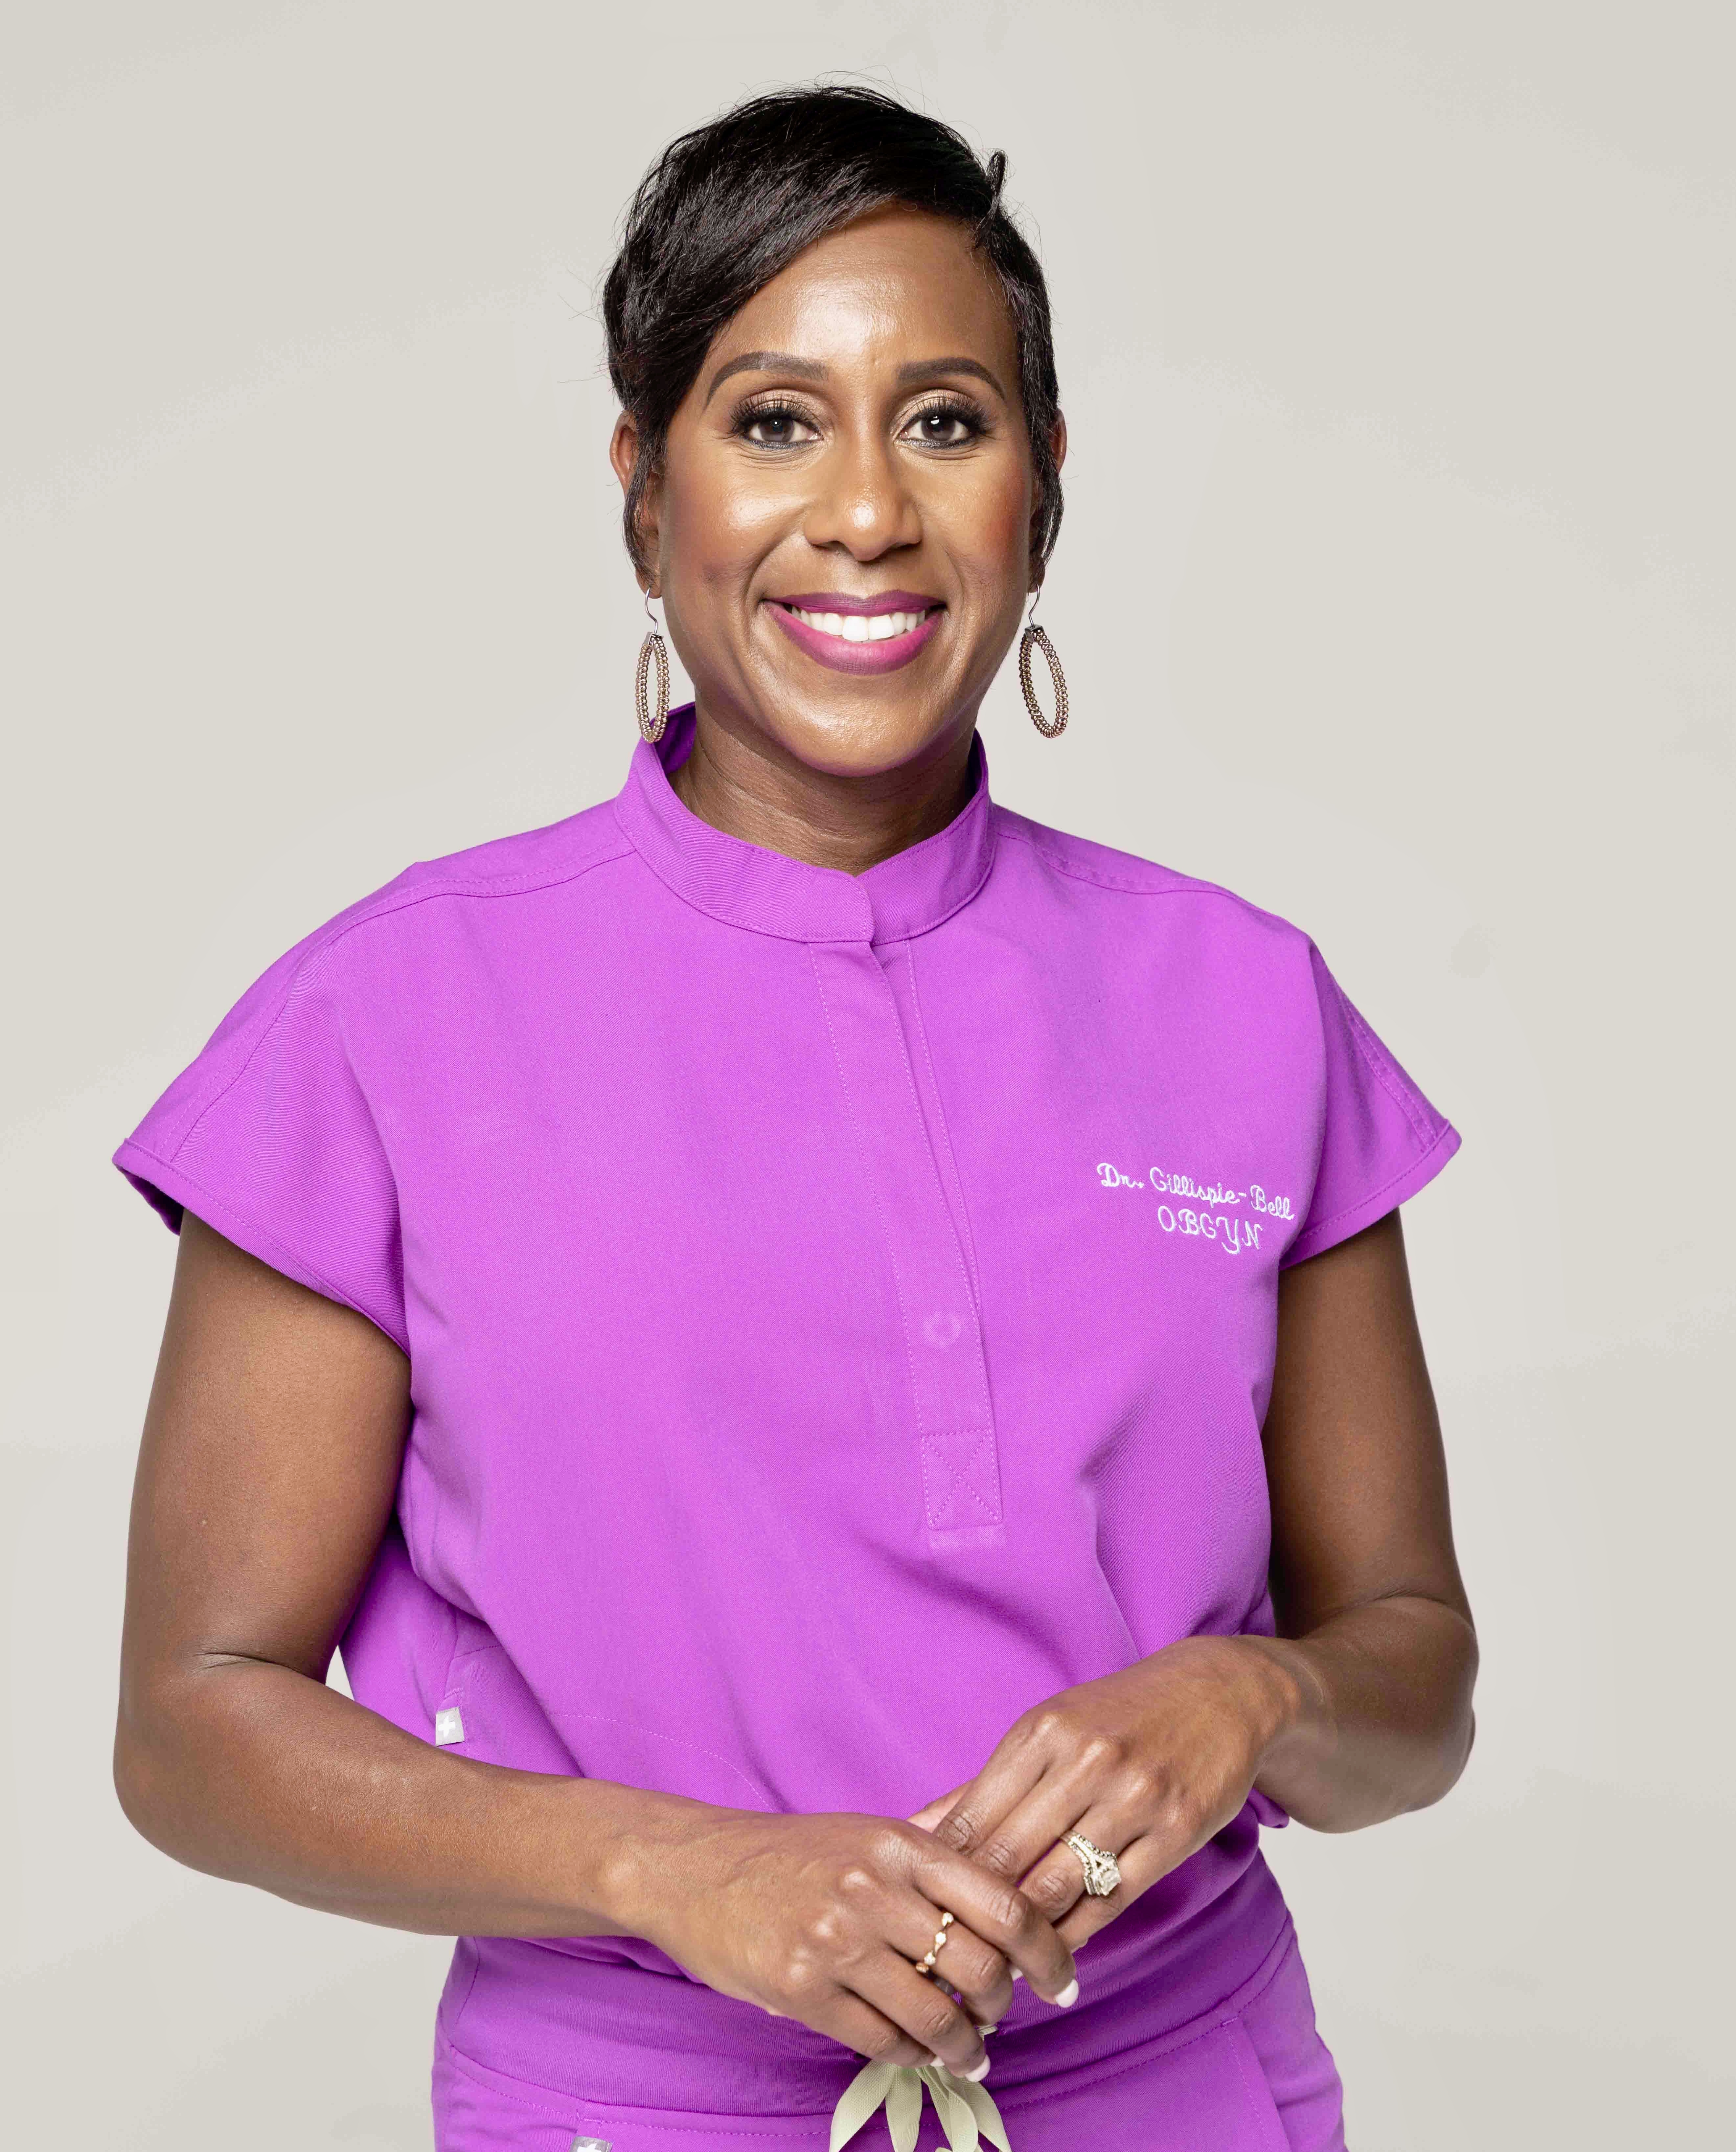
[1010,1968,1023,1981]
[1053,1977,1079,2007]
[965,2055,991,2082]
[975,2021,998,2035]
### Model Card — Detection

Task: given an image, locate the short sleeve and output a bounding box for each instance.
[1281,941,1461,1268]
[113,923,408,1353]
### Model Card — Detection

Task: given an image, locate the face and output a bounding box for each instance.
[611,205,1063,782]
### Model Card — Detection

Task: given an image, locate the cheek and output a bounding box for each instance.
[949,460,1035,598]
[660,446,788,594]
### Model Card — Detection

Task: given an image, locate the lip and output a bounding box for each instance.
[772,590,940,616]
[764,592,945,676]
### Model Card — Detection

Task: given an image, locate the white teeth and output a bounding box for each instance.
[785,604,930,642]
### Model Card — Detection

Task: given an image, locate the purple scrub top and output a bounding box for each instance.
[116,704,1458,2150]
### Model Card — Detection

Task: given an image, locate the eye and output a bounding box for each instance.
[902,396,987,448]
[733,398,821,449]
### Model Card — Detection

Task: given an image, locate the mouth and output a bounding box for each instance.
[764,590,945,676]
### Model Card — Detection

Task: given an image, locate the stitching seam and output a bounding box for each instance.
[901,941,984,1316]
[995,1917,1296,2116]
[1285,1122,1458,1256]
[1336,981,1435,1149]
[159,839,635,1160]
[808,949,927,1445]
[437,2031,823,2136]
[114,1143,411,1353]
[866,953,992,1427]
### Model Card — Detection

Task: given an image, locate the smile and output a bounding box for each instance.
[783,605,931,643]
[765,591,945,676]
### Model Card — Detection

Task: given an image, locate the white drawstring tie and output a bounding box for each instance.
[829,2057,1012,2151]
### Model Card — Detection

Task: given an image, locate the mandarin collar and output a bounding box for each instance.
[610,701,998,946]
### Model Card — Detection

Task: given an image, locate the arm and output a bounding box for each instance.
[115,1212,1075,2066]
[113,1208,654,1937]
[1240,1203,1478,1829]
[910,1207,1478,1944]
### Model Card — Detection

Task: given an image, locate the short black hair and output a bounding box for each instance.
[602,84,1063,584]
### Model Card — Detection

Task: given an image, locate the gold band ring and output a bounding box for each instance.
[913,1908,954,1975]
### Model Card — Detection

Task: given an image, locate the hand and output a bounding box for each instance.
[907,1637,1302,1956]
[618,1796,1080,2074]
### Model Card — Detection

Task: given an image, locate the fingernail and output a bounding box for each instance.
[974,2021,998,2035]
[965,2055,991,2082]
[1010,1968,1023,1982]
[1053,1977,1079,2007]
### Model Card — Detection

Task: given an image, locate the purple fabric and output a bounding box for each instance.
[430,1916,1344,2149]
[115,704,1451,2144]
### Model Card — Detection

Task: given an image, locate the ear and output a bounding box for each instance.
[608,413,663,594]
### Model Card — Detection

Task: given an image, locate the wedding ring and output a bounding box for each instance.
[913,1908,954,1974]
[1062,1831,1122,1897]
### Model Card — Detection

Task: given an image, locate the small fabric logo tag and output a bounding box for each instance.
[433,1708,466,1746]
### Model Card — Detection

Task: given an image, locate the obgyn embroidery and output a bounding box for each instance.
[1094,1161,1293,1255]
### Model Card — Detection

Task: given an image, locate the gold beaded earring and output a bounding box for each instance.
[1018,594,1068,737]
[636,590,671,744]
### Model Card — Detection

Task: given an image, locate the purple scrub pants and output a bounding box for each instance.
[430,1916,1345,2151]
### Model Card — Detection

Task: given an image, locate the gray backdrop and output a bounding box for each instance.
[3,5,1730,2146]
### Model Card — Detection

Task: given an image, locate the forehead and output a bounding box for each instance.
[703,205,1018,384]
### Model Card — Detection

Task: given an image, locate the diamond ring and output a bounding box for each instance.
[1062,1830,1122,1897]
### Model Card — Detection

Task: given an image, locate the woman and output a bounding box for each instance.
[113,86,1476,2152]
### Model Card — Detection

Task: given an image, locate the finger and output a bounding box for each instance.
[812,1980,939,2070]
[906,1780,972,1831]
[885,1888,1014,2028]
[844,1942,990,2081]
[924,1728,1056,1862]
[1014,1797,1142,1928]
[905,1835,1077,2006]
[938,1753,1112,1905]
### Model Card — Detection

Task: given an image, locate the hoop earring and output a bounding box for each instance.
[636,594,670,744]
[1018,618,1068,737]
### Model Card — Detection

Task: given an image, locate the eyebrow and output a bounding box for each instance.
[704,351,825,406]
[703,350,1009,408]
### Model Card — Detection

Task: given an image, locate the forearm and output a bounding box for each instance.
[114,1654,698,1937]
[1233,1594,1478,1832]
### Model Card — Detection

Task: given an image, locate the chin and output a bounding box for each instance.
[774,708,949,779]
[734,674,942,772]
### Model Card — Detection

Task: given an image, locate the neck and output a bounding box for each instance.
[668,702,978,878]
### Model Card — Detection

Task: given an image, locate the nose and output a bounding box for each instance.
[801,430,923,560]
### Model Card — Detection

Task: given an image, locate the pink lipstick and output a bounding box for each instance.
[764,591,944,676]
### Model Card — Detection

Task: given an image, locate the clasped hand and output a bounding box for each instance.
[637,1636,1291,2083]
[907,1636,1291,1964]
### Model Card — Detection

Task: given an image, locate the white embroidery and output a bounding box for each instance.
[1095,1161,1294,1252]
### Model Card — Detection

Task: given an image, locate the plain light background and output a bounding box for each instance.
[3,4,1730,2146]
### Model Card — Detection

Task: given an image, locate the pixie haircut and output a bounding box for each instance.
[602,85,1063,583]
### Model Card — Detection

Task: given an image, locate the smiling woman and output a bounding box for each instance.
[111,82,1474,2152]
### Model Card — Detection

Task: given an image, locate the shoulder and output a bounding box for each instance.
[263,800,638,990]
[990,803,1315,964]
[177,801,637,1076]
[313,799,635,953]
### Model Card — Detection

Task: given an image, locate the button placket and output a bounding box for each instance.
[809,941,1004,1553]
